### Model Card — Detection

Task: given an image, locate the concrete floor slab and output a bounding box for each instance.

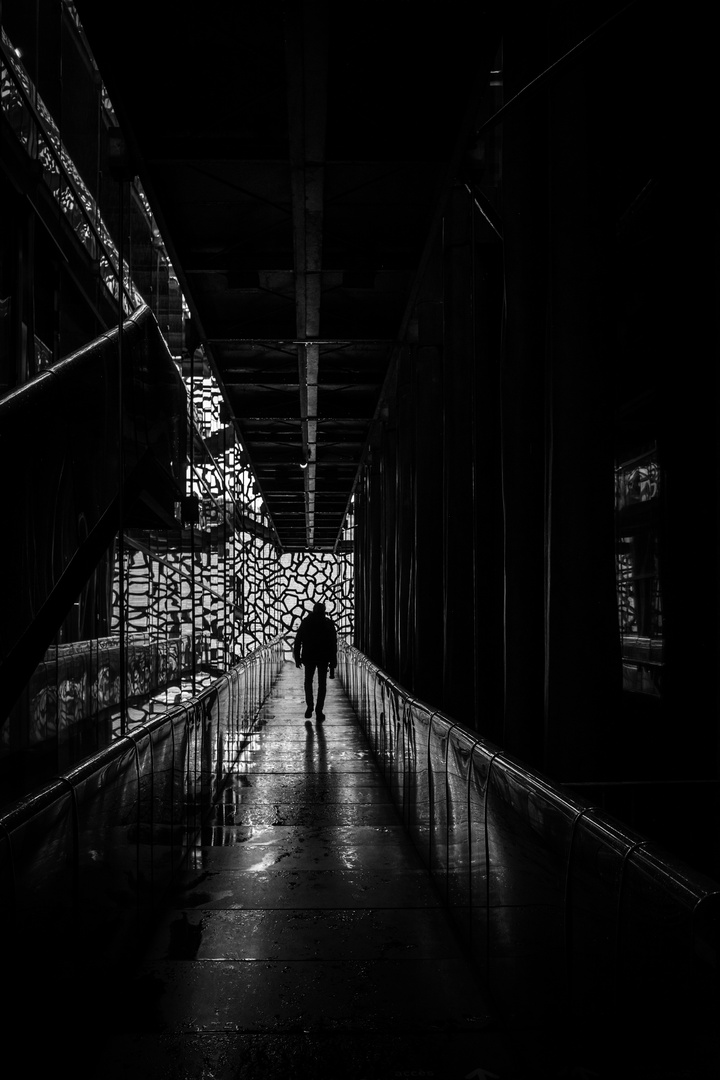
[117,956,495,1033]
[145,907,465,962]
[99,1028,516,1080]
[88,663,524,1079]
[206,802,401,826]
[168,866,445,910]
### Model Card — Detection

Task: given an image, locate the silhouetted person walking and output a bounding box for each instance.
[293,601,337,722]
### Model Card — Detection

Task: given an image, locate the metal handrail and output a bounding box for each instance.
[337,638,720,1060]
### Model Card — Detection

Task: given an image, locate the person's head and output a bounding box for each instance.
[312,601,326,616]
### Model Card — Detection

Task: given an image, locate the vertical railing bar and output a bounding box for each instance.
[52,774,81,919]
[0,822,17,925]
[131,737,143,933]
[112,732,144,936]
[147,732,155,903]
[169,708,177,869]
[401,696,412,825]
[426,710,438,871]
[614,838,648,988]
[465,737,482,955]
[484,750,504,985]
[443,722,460,907]
[563,804,598,993]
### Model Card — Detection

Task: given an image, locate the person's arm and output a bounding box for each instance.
[329,622,337,677]
[293,622,303,667]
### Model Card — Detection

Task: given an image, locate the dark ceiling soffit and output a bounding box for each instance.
[284,1,329,550]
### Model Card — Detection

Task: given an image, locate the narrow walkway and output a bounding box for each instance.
[101,663,523,1080]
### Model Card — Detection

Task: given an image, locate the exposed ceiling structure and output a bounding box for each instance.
[75,1,499,551]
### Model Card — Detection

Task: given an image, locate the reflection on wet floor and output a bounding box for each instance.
[100,661,524,1080]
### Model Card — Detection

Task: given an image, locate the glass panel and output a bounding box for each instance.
[615,445,663,696]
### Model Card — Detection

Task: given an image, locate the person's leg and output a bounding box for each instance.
[303,662,316,717]
[315,663,328,716]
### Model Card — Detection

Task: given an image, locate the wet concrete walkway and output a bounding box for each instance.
[101,662,523,1080]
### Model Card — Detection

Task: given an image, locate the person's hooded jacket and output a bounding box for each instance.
[293,604,337,670]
